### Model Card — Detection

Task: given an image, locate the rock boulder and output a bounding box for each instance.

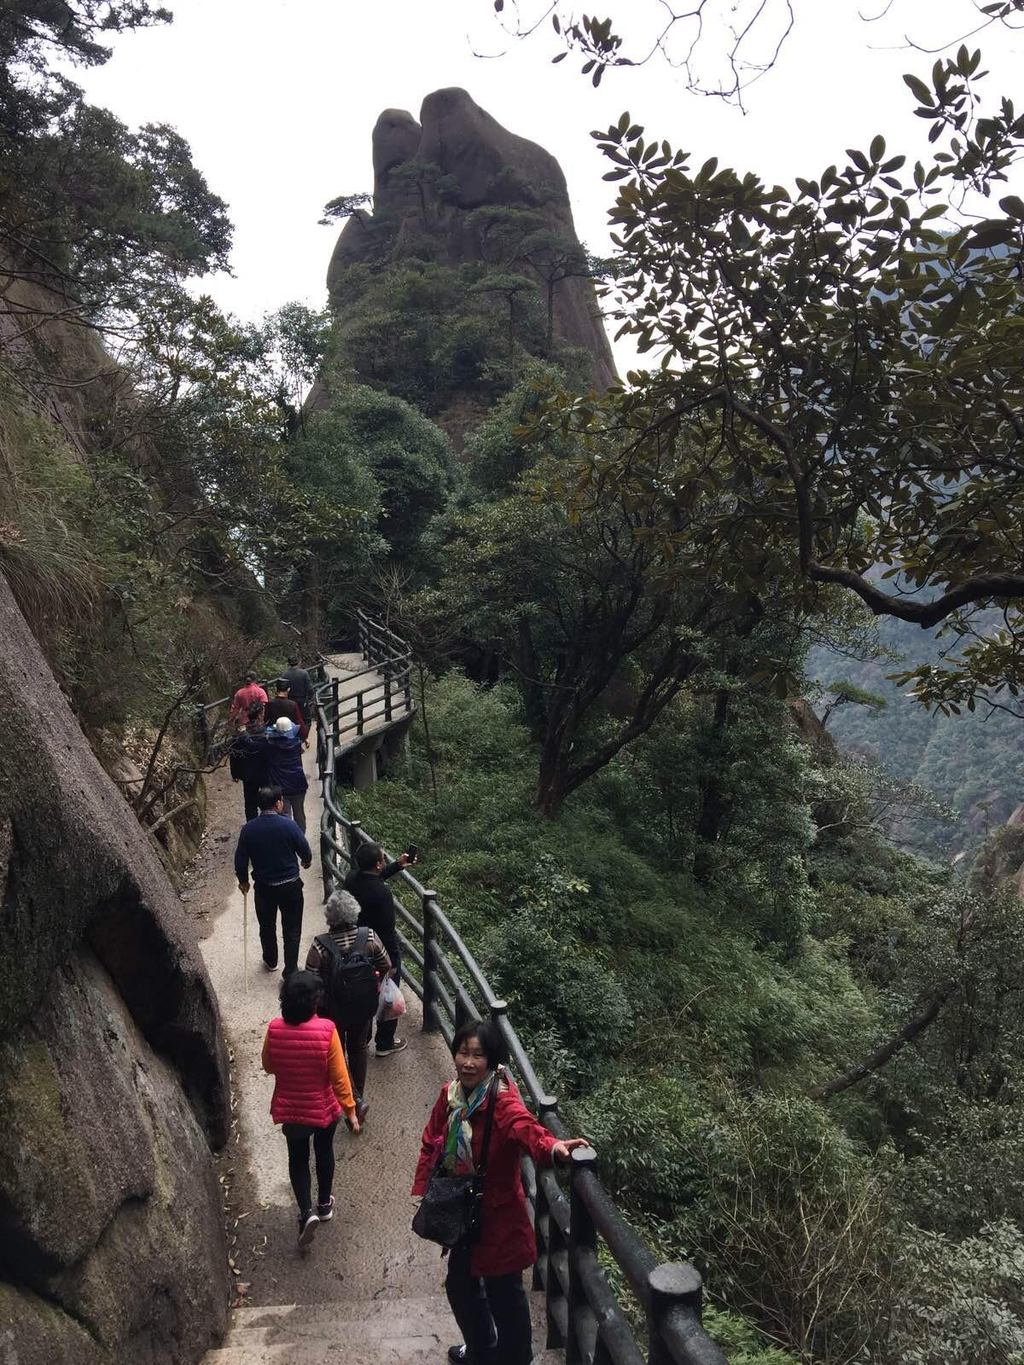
[0,570,230,1363]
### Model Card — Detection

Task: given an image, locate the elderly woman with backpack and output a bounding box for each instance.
[305,888,391,1126]
[262,970,361,1248]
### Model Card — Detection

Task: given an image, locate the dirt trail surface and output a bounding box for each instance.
[189,656,453,1310]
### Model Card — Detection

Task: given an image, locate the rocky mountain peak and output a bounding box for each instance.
[325,87,616,392]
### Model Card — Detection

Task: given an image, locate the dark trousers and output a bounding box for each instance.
[376,959,402,1051]
[241,779,261,822]
[254,878,304,974]
[337,1016,371,1098]
[282,1120,338,1215]
[446,1243,532,1365]
[282,790,306,832]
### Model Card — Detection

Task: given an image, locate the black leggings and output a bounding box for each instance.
[282,1121,338,1216]
[445,1242,533,1365]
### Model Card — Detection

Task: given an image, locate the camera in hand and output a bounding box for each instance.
[405,844,419,864]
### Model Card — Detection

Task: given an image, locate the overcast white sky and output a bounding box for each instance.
[72,0,1022,366]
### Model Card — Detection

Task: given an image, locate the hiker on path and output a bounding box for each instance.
[228,670,268,726]
[414,1020,590,1365]
[262,970,361,1248]
[263,716,309,832]
[264,677,310,743]
[234,784,312,976]
[304,888,392,1125]
[281,655,315,726]
[344,841,414,1058]
[228,703,268,822]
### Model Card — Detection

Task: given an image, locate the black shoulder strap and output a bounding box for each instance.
[476,1070,500,1177]
[346,925,370,958]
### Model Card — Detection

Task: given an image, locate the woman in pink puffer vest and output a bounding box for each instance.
[262,970,360,1246]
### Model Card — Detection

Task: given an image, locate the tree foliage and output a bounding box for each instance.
[524,45,1024,714]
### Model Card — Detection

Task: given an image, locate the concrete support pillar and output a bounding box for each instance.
[351,745,377,791]
[380,722,411,777]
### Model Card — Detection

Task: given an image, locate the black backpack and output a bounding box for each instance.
[315,928,379,1025]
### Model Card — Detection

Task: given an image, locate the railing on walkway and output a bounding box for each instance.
[314,610,413,756]
[313,620,727,1365]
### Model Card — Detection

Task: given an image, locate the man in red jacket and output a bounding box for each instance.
[228,671,268,725]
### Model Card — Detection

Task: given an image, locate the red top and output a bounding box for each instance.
[262,1015,354,1127]
[229,682,268,722]
[413,1074,558,1276]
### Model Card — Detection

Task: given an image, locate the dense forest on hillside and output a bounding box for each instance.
[2,2,1024,1362]
[809,616,1024,863]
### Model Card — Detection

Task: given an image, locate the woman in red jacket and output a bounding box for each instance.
[413,1020,589,1365]
[262,971,361,1246]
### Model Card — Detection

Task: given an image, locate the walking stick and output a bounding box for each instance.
[242,887,249,995]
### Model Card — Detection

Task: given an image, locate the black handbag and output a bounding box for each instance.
[412,1073,498,1249]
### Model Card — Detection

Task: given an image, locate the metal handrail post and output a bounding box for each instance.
[347,818,362,867]
[356,688,364,734]
[332,677,340,749]
[568,1147,600,1365]
[648,1264,705,1365]
[384,672,392,722]
[320,821,333,900]
[421,891,439,1032]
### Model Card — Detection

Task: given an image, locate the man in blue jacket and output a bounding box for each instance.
[235,784,312,976]
[263,716,309,832]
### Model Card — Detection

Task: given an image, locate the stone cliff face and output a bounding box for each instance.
[971,801,1024,900]
[0,571,230,1363]
[324,87,617,392]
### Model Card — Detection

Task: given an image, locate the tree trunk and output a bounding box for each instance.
[299,554,321,652]
[516,614,546,739]
[692,688,731,883]
[534,697,575,817]
[808,984,955,1100]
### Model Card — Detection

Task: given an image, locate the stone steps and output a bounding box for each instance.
[203,1293,447,1365]
[202,1291,561,1365]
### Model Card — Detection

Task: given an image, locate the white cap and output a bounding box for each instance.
[274,716,293,733]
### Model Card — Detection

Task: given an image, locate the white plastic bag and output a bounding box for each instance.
[376,976,407,1021]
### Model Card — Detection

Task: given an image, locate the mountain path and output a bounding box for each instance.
[188,656,454,1343]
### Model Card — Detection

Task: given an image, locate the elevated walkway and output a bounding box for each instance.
[196,616,725,1365]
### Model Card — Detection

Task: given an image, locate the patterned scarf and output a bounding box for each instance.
[443,1072,494,1173]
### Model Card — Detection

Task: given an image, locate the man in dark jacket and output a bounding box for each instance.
[281,656,315,725]
[228,704,268,821]
[263,678,309,742]
[235,785,313,976]
[344,841,413,1056]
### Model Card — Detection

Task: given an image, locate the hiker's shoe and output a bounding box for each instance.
[376,1038,407,1057]
[355,1098,370,1124]
[316,1196,334,1223]
[298,1211,319,1247]
[261,957,277,972]
[448,1348,467,1364]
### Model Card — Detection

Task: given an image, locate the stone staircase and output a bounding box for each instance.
[204,1293,452,1365]
[204,1289,559,1365]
